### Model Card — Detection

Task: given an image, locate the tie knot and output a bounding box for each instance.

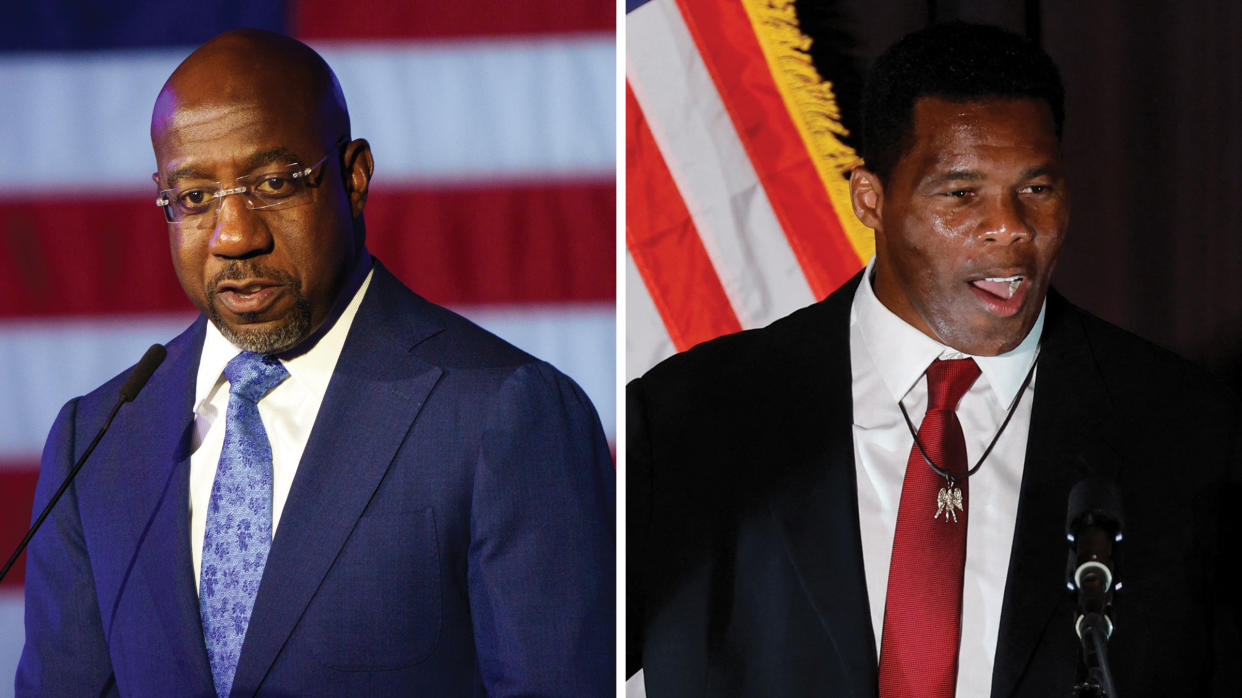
[925,358,980,411]
[224,352,290,403]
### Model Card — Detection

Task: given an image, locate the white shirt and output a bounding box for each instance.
[849,257,1042,697]
[189,269,374,593]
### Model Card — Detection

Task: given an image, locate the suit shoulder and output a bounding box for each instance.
[420,302,539,370]
[375,272,603,422]
[633,287,851,404]
[368,261,538,372]
[1053,295,1238,412]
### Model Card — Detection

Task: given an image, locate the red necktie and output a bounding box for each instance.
[878,358,981,697]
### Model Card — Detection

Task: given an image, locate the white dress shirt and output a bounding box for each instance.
[850,258,1042,697]
[189,269,374,593]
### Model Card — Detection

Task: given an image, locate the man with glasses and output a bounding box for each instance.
[18,29,614,697]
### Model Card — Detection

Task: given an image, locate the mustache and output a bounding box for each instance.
[208,261,297,288]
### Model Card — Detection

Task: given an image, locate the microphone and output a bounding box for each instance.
[1065,477,1124,698]
[119,344,166,402]
[0,344,166,584]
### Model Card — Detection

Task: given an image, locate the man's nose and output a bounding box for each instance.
[979,192,1032,243]
[208,193,273,258]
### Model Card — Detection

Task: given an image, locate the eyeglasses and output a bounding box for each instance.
[155,137,347,224]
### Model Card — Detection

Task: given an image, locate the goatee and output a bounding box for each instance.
[205,262,312,355]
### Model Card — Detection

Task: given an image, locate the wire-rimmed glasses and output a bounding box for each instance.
[155,137,347,224]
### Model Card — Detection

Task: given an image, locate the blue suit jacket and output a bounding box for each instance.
[18,261,615,696]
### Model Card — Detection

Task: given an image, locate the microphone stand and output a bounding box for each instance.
[1071,609,1116,697]
[1065,478,1122,698]
[0,395,126,584]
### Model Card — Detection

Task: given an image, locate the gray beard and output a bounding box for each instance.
[205,262,312,355]
[208,300,311,354]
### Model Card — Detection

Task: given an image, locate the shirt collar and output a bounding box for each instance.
[851,256,1043,407]
[194,266,375,410]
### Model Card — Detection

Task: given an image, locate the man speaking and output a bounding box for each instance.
[628,22,1240,696]
[18,29,614,696]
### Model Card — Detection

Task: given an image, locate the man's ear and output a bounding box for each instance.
[342,138,374,218]
[849,167,883,231]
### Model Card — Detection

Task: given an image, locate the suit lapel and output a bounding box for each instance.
[768,426,878,697]
[114,317,215,687]
[991,294,1125,697]
[767,274,878,697]
[232,267,445,692]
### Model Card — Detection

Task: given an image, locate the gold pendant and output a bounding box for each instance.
[935,486,964,523]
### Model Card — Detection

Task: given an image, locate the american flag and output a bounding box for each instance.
[626,0,863,692]
[626,0,869,383]
[0,3,614,689]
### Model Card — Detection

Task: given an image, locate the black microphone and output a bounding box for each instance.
[119,344,166,402]
[1066,477,1124,698]
[0,344,166,584]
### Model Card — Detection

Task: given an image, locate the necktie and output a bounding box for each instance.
[878,358,981,697]
[200,352,289,698]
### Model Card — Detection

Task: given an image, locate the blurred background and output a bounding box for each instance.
[0,2,614,690]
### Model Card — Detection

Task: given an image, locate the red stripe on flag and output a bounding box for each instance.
[674,0,861,300]
[0,181,613,318]
[366,181,615,306]
[291,0,613,41]
[0,465,39,588]
[0,196,192,318]
[626,84,741,352]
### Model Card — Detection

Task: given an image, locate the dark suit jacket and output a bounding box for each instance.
[18,261,615,697]
[628,274,1241,696]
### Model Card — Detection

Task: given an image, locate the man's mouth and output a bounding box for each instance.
[968,274,1027,317]
[213,280,285,317]
[970,275,1023,299]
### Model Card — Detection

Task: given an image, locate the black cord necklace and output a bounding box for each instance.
[898,352,1040,522]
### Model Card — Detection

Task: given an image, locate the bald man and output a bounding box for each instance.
[17,29,614,697]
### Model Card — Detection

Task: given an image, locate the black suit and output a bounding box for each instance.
[628,274,1242,696]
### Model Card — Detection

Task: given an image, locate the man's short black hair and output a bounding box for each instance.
[859,21,1065,182]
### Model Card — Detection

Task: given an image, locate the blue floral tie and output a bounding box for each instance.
[200,352,289,697]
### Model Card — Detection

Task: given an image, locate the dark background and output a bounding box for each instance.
[799,0,1242,391]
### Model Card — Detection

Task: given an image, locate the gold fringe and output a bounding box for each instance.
[740,0,874,260]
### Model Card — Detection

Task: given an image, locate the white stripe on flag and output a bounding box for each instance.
[0,35,614,196]
[319,36,615,185]
[0,314,197,462]
[0,590,22,698]
[626,0,815,331]
[627,669,649,698]
[624,252,676,380]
